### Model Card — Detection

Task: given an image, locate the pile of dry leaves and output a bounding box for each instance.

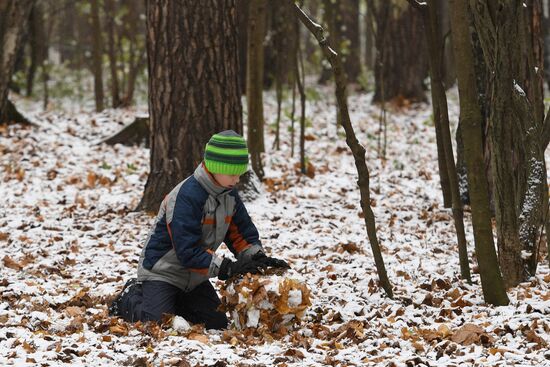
[219,271,311,334]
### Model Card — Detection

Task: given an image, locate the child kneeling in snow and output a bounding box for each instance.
[108,130,289,329]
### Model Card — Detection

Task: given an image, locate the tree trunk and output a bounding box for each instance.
[365,7,375,71]
[90,0,105,112]
[59,1,76,64]
[121,3,146,107]
[0,0,34,123]
[410,0,471,282]
[139,0,243,213]
[470,0,547,287]
[368,0,450,207]
[291,2,394,299]
[269,3,294,149]
[295,44,306,174]
[26,2,46,97]
[340,0,361,83]
[437,0,455,88]
[544,0,550,91]
[369,0,428,103]
[448,0,509,305]
[318,0,338,84]
[520,0,547,275]
[246,0,266,179]
[104,0,122,108]
[455,21,494,209]
[236,0,249,94]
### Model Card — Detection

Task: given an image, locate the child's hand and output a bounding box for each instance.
[252,252,291,269]
[218,257,266,280]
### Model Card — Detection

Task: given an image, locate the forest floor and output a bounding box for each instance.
[1,88,549,367]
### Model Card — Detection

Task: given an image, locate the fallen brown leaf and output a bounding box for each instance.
[3,255,22,271]
[451,323,494,346]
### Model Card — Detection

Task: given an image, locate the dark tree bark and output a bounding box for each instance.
[368,0,429,103]
[437,0,455,88]
[295,43,306,174]
[455,21,494,209]
[318,0,339,84]
[236,0,249,94]
[270,3,295,150]
[470,0,547,287]
[340,0,361,83]
[367,1,450,207]
[365,7,375,71]
[59,0,77,64]
[449,0,509,305]
[318,0,361,84]
[139,0,243,212]
[409,0,471,282]
[544,1,550,91]
[26,2,46,97]
[104,0,122,108]
[0,0,34,124]
[120,2,146,107]
[90,0,105,112]
[246,0,266,179]
[290,1,393,299]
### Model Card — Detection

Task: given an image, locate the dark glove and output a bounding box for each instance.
[218,258,266,280]
[252,252,291,269]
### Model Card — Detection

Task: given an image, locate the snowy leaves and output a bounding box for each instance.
[220,273,311,333]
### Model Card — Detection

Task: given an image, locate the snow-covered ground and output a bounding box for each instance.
[1,88,549,366]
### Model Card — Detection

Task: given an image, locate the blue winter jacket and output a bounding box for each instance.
[137,163,263,291]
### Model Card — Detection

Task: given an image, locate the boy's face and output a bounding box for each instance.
[212,173,240,188]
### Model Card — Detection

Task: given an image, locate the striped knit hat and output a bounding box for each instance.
[204,130,249,175]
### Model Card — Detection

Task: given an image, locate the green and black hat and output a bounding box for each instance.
[204,130,249,175]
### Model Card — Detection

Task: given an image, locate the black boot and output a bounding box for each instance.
[108,278,138,317]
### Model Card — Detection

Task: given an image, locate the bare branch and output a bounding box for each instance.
[288,0,394,299]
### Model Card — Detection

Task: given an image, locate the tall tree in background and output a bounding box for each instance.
[408,0,471,282]
[26,2,47,97]
[437,0,455,88]
[59,0,76,64]
[318,0,360,84]
[104,0,121,108]
[268,3,295,150]
[0,0,34,123]
[90,0,104,112]
[247,0,267,179]
[367,0,450,207]
[448,0,508,305]
[318,0,339,84]
[102,0,146,108]
[340,0,361,83]
[139,0,243,212]
[367,0,428,103]
[470,0,549,287]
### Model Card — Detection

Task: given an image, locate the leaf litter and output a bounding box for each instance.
[0,89,549,366]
